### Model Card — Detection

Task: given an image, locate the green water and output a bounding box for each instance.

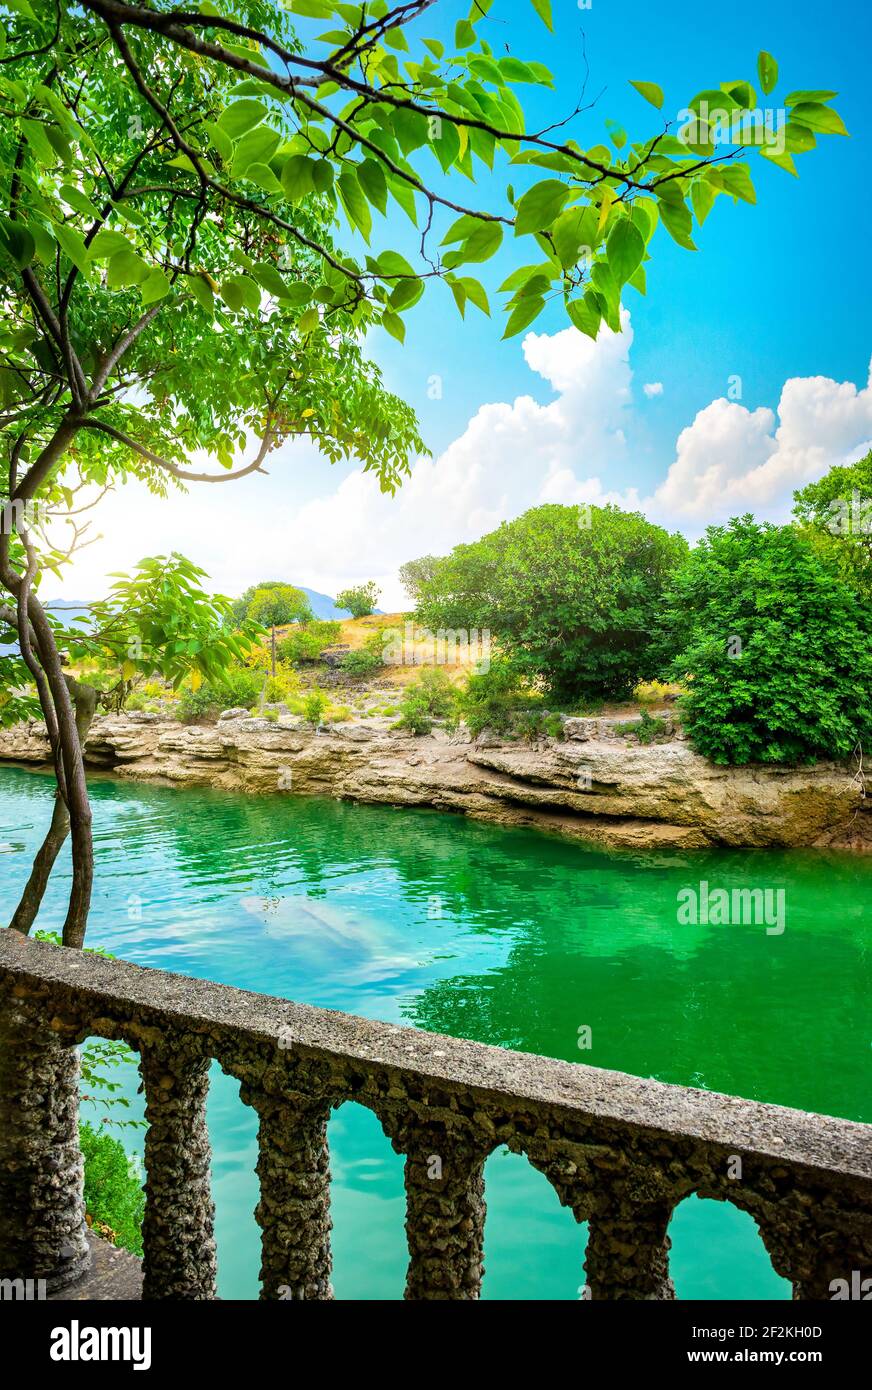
[1,763,869,1299]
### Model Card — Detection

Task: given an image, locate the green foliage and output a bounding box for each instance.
[793,452,872,597]
[336,582,381,619]
[396,668,458,734]
[79,1122,145,1257]
[414,505,688,702]
[456,660,537,737]
[617,709,671,744]
[65,554,259,699]
[176,663,263,722]
[340,632,386,678]
[246,584,313,629]
[302,689,328,727]
[663,518,872,765]
[398,556,441,608]
[277,620,341,663]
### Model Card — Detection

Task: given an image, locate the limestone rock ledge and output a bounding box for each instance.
[0,713,868,853]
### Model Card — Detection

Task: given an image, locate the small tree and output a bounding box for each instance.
[245,582,313,674]
[663,518,872,765]
[336,581,381,619]
[413,504,688,702]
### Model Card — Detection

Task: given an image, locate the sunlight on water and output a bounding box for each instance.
[2,763,869,1299]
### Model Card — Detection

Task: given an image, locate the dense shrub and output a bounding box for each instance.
[277,620,341,664]
[395,668,458,734]
[663,518,872,764]
[340,632,386,678]
[412,504,688,702]
[302,689,329,726]
[793,451,872,598]
[176,665,263,721]
[80,1123,145,1256]
[456,661,539,737]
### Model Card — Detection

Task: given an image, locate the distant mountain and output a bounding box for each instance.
[298,587,353,620]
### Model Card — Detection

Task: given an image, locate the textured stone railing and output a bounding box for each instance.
[0,930,870,1300]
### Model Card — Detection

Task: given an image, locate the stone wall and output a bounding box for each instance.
[1,931,870,1300]
[0,711,869,852]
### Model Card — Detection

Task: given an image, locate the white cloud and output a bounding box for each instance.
[48,318,872,608]
[643,381,664,398]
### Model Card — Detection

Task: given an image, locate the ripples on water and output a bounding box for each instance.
[1,764,869,1298]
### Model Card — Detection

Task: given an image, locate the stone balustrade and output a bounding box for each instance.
[0,930,870,1300]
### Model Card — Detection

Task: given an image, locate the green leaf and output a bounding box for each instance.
[247,163,284,196]
[0,218,35,269]
[188,274,215,313]
[656,195,696,251]
[358,158,388,214]
[719,164,756,205]
[759,147,798,177]
[514,179,568,236]
[280,155,316,201]
[230,125,281,178]
[52,222,89,272]
[628,80,664,110]
[784,90,838,106]
[140,266,172,304]
[789,102,849,136]
[88,229,133,260]
[606,218,644,285]
[382,310,406,343]
[107,247,149,288]
[217,100,268,139]
[503,295,544,339]
[58,184,101,220]
[551,204,599,270]
[783,122,816,154]
[606,120,627,150]
[529,0,554,31]
[455,19,476,48]
[337,168,373,243]
[566,292,601,340]
[298,306,320,335]
[757,51,778,96]
[690,179,716,226]
[458,276,490,316]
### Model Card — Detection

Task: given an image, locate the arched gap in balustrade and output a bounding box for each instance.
[327,1098,407,1300]
[204,1060,261,1299]
[481,1145,586,1301]
[668,1193,791,1300]
[78,1032,147,1253]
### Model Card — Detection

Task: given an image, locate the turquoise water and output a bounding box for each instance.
[1,763,870,1299]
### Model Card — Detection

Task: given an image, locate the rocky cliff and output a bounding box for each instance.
[1,710,868,853]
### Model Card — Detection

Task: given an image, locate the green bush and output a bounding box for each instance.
[412,504,688,702]
[176,665,263,721]
[340,632,386,678]
[396,668,458,734]
[302,689,329,726]
[663,518,872,765]
[617,709,671,744]
[277,620,341,664]
[457,661,539,737]
[80,1122,145,1256]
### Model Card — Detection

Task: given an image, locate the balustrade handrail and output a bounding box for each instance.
[0,929,870,1301]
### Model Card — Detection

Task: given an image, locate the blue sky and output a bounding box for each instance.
[57,0,872,605]
[369,0,870,490]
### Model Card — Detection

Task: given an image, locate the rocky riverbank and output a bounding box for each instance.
[1,710,869,853]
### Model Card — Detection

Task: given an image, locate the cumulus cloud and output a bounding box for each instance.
[51,315,872,607]
[643,381,664,398]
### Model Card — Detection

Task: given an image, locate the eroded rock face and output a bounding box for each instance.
[0,714,868,852]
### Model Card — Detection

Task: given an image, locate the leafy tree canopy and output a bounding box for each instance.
[663,518,872,765]
[412,503,688,701]
[793,452,872,597]
[336,579,380,617]
[246,581,313,627]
